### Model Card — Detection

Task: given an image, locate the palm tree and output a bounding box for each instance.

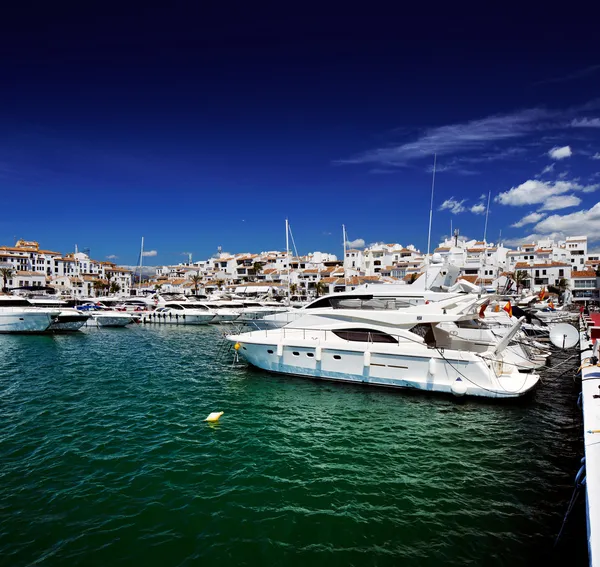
[252,262,263,282]
[289,283,298,296]
[512,270,529,292]
[109,282,121,295]
[0,267,14,292]
[215,279,224,290]
[154,283,163,292]
[315,280,326,298]
[190,274,203,295]
[105,271,113,292]
[408,274,417,285]
[92,279,105,297]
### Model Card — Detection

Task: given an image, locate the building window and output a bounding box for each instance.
[559,269,564,277]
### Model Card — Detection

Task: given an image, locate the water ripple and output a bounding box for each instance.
[0,327,587,566]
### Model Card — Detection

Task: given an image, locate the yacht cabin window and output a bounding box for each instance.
[332,328,398,344]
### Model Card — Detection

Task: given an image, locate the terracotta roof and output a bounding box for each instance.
[514,261,570,268]
[14,270,43,276]
[572,270,597,278]
[403,273,423,282]
[434,247,450,252]
[303,269,319,274]
[467,248,483,253]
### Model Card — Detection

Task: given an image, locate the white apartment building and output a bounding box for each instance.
[0,240,132,296]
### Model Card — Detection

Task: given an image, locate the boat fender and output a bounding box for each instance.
[451,378,468,397]
[428,358,436,376]
[364,350,371,367]
[277,343,283,357]
[234,343,241,351]
[175,313,179,319]
[169,312,172,318]
[182,314,185,319]
[494,359,503,375]
[315,345,322,361]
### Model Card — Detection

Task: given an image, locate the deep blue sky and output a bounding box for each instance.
[1,3,600,265]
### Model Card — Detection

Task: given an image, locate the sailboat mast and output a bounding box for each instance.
[285,219,290,300]
[342,224,347,287]
[138,236,144,294]
[425,153,437,290]
[483,191,491,244]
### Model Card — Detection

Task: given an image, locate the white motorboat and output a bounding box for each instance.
[0,296,61,333]
[251,286,474,330]
[140,302,215,325]
[227,296,540,399]
[26,297,90,331]
[77,304,136,327]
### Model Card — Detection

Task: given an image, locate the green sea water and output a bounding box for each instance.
[0,325,587,566]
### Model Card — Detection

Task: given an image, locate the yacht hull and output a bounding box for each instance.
[85,314,134,327]
[232,340,539,399]
[141,312,214,325]
[0,312,53,333]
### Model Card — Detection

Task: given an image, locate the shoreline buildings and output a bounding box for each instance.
[1,233,599,303]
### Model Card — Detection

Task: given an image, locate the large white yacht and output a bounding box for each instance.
[0,296,61,333]
[227,296,540,399]
[26,297,91,331]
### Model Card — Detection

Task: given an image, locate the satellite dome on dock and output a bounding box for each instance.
[431,253,443,264]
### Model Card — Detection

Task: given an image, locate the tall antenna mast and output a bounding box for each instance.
[483,191,491,244]
[425,153,437,290]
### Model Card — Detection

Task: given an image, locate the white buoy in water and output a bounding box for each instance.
[205,411,224,422]
[451,378,468,397]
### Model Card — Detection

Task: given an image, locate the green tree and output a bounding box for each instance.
[289,283,298,296]
[408,274,417,285]
[314,280,326,298]
[154,283,163,292]
[92,279,105,297]
[512,270,529,291]
[190,274,203,295]
[252,262,263,282]
[0,267,14,292]
[109,282,121,295]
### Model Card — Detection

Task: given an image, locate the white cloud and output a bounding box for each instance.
[532,202,600,240]
[592,153,600,160]
[572,117,600,128]
[511,212,547,228]
[470,203,486,215]
[339,108,552,166]
[539,194,581,211]
[106,254,118,260]
[142,250,158,257]
[548,145,572,160]
[541,164,555,174]
[496,179,598,206]
[345,238,365,249]
[439,197,466,214]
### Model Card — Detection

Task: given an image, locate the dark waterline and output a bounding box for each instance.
[0,326,587,566]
